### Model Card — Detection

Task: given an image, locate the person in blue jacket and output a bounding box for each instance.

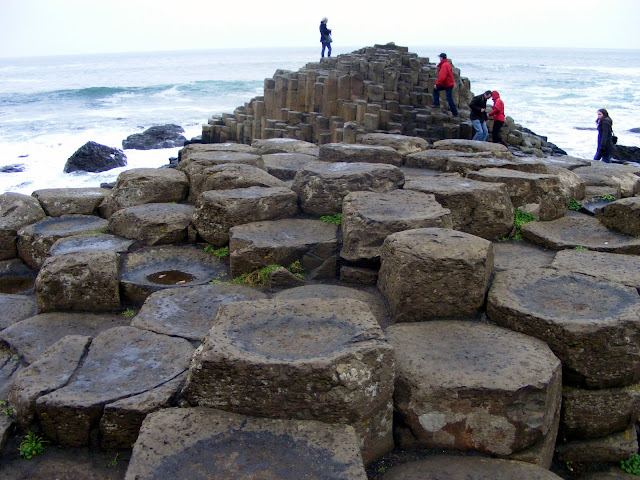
[320,18,332,58]
[469,90,492,141]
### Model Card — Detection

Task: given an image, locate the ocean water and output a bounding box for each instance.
[1,46,639,195]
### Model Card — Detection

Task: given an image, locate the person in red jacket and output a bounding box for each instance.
[488,90,507,145]
[431,53,458,117]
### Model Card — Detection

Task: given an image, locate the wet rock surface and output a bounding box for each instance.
[125,407,366,480]
[551,249,640,290]
[36,326,193,447]
[119,245,229,306]
[63,141,127,173]
[49,233,134,257]
[0,312,130,364]
[488,268,640,388]
[522,213,640,254]
[0,293,36,330]
[132,284,267,342]
[17,215,109,269]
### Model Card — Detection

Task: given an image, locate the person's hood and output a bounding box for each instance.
[491,91,500,100]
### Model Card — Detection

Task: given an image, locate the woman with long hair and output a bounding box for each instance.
[594,108,614,163]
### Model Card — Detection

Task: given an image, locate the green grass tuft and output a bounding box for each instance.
[319,213,342,225]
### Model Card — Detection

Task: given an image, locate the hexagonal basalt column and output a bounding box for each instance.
[32,188,109,217]
[229,218,338,279]
[132,284,267,342]
[404,175,514,240]
[292,161,404,216]
[0,192,46,261]
[182,297,395,464]
[36,326,193,447]
[262,152,317,180]
[17,215,109,269]
[522,215,640,254]
[35,250,120,313]
[125,408,367,480]
[340,190,452,265]
[596,197,640,237]
[99,168,189,219]
[108,203,195,246]
[193,187,298,248]
[187,163,286,201]
[487,268,640,388]
[467,168,569,221]
[387,321,561,459]
[378,228,493,322]
[120,245,229,306]
[319,143,402,167]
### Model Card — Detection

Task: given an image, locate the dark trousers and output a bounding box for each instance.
[432,85,458,116]
[321,42,332,57]
[492,120,505,143]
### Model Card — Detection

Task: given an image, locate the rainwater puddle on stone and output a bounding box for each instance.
[146,270,196,285]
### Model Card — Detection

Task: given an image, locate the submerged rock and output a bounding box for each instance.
[64,141,127,173]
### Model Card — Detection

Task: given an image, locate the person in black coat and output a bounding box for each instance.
[469,90,492,141]
[320,17,332,58]
[594,108,614,163]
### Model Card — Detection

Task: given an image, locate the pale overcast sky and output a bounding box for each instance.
[1,0,639,58]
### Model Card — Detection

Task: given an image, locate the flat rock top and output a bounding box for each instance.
[552,249,640,289]
[132,284,267,341]
[344,190,449,221]
[297,160,401,176]
[404,175,505,194]
[490,268,640,325]
[468,167,555,180]
[199,186,293,201]
[230,219,337,246]
[20,215,108,236]
[50,233,134,256]
[384,228,491,259]
[0,192,45,229]
[111,202,194,218]
[273,284,390,329]
[40,326,193,406]
[321,143,397,153]
[251,138,319,156]
[32,187,109,199]
[522,214,640,252]
[182,143,259,155]
[126,407,366,480]
[115,167,187,182]
[382,456,562,479]
[433,139,513,157]
[0,312,130,364]
[120,245,229,285]
[203,298,385,363]
[492,241,556,272]
[0,293,37,330]
[386,321,559,390]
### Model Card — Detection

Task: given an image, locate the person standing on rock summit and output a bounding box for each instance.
[594,108,615,163]
[431,53,459,117]
[469,90,493,142]
[488,90,507,146]
[320,18,332,58]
